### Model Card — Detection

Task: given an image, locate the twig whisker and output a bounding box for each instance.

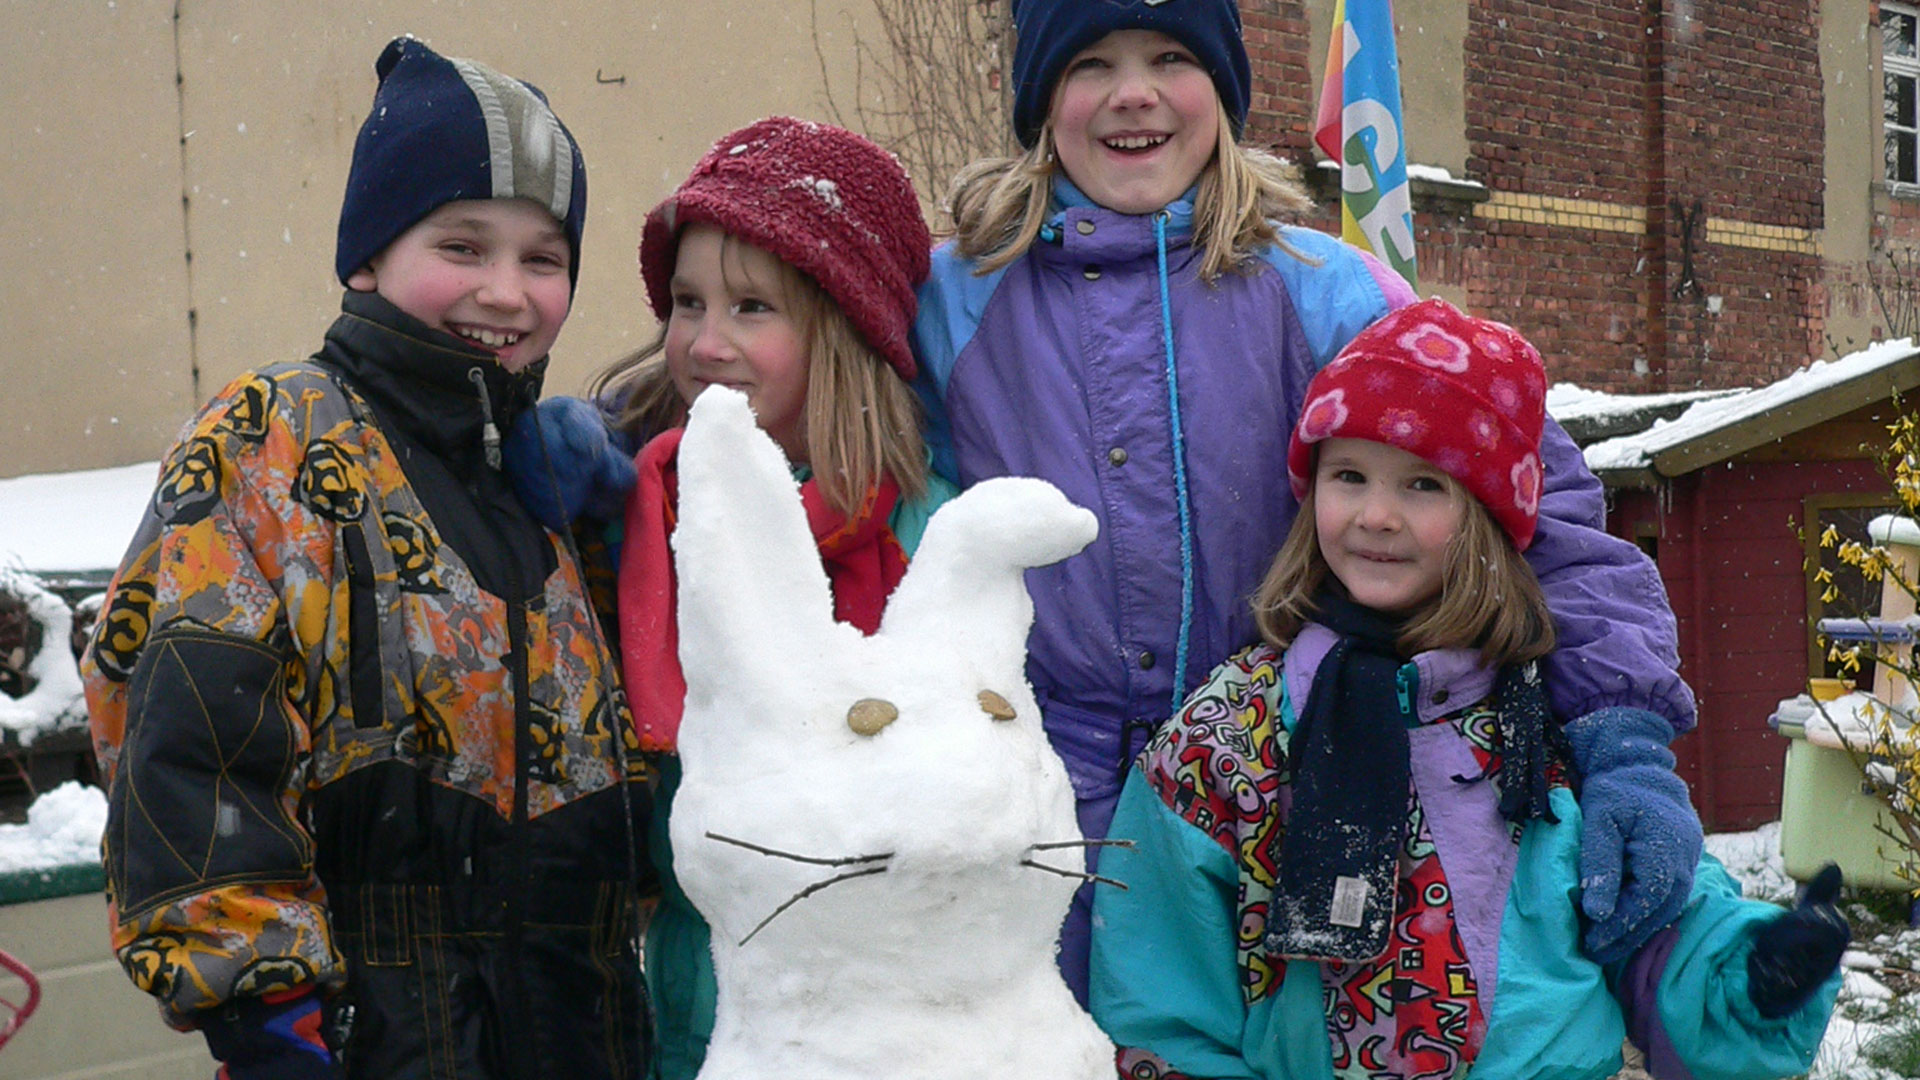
[706,832,892,867]
[1027,839,1137,852]
[1021,859,1128,891]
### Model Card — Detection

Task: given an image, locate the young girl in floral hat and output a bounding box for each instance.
[1089,299,1847,1080]
[911,0,1703,1001]
[593,116,954,1080]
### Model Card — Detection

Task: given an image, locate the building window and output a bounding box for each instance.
[1803,494,1900,683]
[1888,2,1920,183]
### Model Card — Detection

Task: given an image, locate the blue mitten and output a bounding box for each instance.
[503,396,637,531]
[1749,862,1850,1018]
[1564,706,1704,965]
[202,989,341,1080]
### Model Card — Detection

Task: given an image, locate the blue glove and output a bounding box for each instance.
[503,396,637,531]
[202,989,341,1080]
[1748,862,1850,1018]
[1564,706,1704,965]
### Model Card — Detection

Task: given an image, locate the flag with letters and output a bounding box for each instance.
[1314,0,1418,290]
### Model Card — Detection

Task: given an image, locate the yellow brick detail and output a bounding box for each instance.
[1472,191,1648,235]
[1702,216,1818,255]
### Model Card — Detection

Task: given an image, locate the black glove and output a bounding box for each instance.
[1747,862,1850,1019]
[202,989,342,1080]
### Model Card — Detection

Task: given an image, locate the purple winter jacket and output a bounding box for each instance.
[911,186,1695,821]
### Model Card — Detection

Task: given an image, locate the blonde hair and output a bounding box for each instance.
[946,97,1315,282]
[1251,480,1556,667]
[589,236,927,518]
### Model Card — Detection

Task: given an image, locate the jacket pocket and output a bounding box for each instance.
[109,629,311,916]
[1036,693,1131,804]
[341,526,384,729]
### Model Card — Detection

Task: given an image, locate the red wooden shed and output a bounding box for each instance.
[1558,344,1920,831]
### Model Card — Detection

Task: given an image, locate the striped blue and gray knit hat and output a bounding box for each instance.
[335,37,587,288]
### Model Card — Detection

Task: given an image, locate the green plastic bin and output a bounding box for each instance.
[1776,714,1911,890]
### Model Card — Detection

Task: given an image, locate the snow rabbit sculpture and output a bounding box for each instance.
[669,387,1116,1078]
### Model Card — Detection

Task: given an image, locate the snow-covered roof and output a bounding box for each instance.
[1565,338,1920,479]
[0,461,154,580]
[1545,383,1740,443]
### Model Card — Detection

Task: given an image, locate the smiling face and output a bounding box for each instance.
[663,224,814,461]
[345,197,572,372]
[1312,438,1468,615]
[1048,29,1222,215]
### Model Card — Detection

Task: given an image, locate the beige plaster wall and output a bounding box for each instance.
[1823,1,1882,354]
[1,0,893,478]
[3,0,194,478]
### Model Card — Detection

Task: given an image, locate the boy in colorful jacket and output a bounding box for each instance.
[82,38,650,1080]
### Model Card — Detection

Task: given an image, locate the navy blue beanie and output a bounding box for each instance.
[1010,0,1251,148]
[336,37,587,288]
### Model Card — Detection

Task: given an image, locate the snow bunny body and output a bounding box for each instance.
[668,386,1112,1078]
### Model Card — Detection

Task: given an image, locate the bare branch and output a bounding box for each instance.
[809,0,1016,228]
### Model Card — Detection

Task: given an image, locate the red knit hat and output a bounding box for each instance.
[1287,298,1548,550]
[639,117,932,380]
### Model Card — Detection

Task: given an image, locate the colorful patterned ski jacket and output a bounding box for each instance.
[911,181,1697,995]
[1089,635,1836,1080]
[82,291,653,1080]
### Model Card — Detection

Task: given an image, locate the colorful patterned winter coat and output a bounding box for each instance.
[1089,631,1836,1080]
[83,291,652,1079]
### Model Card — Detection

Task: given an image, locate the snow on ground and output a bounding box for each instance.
[0,460,154,576]
[1575,337,1920,472]
[1710,822,1920,1079]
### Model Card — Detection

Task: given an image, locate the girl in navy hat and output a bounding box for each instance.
[1089,299,1844,1079]
[913,0,1705,1007]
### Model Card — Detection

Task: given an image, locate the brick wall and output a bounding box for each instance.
[1243,0,1826,391]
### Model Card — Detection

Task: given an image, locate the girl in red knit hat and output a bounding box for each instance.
[587,116,954,1080]
[1089,298,1846,1080]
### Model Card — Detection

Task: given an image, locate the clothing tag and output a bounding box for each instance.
[1330,876,1369,928]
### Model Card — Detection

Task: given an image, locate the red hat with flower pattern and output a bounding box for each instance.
[1287,297,1548,550]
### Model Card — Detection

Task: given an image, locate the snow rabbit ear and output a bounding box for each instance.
[672,386,856,711]
[879,477,1097,673]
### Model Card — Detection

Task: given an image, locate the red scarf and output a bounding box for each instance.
[618,428,909,752]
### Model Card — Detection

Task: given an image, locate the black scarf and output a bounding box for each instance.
[1263,582,1411,962]
[1482,661,1562,827]
[1262,585,1566,963]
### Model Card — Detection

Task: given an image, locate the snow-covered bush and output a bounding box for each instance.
[0,567,87,747]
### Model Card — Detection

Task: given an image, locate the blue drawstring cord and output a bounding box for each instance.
[1154,211,1196,713]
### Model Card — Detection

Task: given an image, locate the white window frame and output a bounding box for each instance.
[1887,2,1920,186]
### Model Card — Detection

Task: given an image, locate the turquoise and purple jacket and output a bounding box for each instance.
[1089,635,1835,1080]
